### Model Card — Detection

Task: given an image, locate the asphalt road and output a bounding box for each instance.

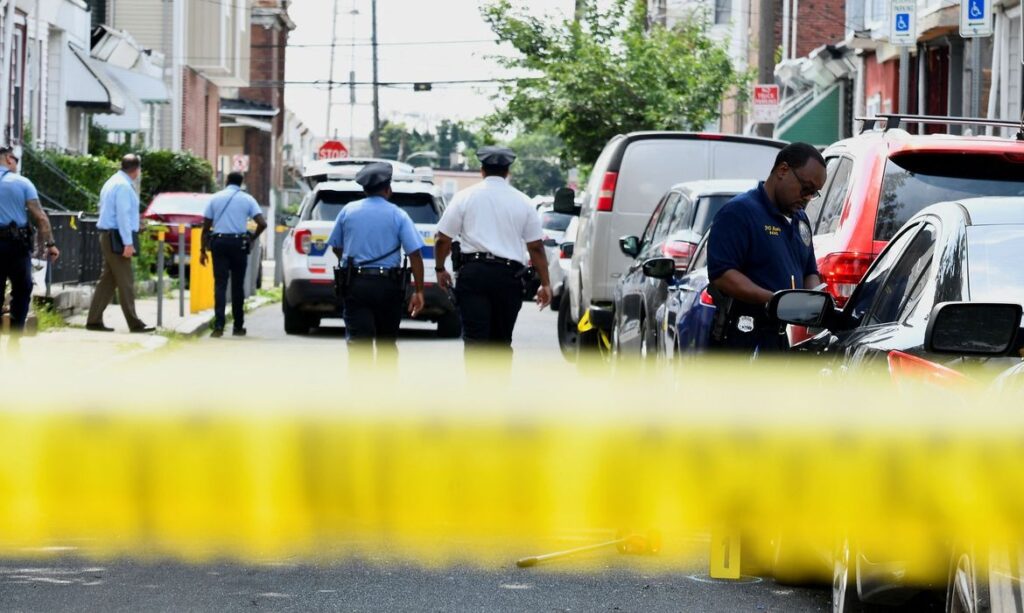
[0,301,833,612]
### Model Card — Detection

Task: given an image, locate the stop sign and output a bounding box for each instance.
[318,140,349,160]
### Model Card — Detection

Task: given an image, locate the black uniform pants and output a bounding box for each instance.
[343,275,404,366]
[0,238,32,332]
[455,261,523,349]
[212,236,248,331]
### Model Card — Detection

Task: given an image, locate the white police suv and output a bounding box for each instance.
[280,158,459,336]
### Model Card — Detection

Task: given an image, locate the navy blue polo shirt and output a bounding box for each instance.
[707,183,818,292]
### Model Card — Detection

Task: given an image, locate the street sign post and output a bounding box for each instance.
[891,0,917,46]
[960,0,992,37]
[318,140,349,160]
[752,84,780,124]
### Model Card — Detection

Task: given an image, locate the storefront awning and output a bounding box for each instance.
[774,83,843,147]
[66,45,125,114]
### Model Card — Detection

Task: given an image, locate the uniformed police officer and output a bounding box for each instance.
[0,146,59,335]
[327,162,426,366]
[86,154,154,333]
[199,172,268,337]
[433,146,551,358]
[707,142,827,355]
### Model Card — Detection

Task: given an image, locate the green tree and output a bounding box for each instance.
[482,0,751,165]
[507,128,566,197]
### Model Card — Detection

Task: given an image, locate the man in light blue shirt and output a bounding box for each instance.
[199,171,267,337]
[328,162,426,365]
[0,146,59,335]
[86,154,152,333]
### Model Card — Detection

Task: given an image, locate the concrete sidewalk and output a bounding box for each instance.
[66,293,214,336]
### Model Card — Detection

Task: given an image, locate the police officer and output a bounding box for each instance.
[0,146,59,335]
[86,154,154,333]
[707,142,827,355]
[327,162,426,366]
[199,172,267,337]
[433,146,551,358]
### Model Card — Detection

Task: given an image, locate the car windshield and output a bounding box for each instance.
[875,153,1024,240]
[967,225,1024,303]
[692,195,737,235]
[148,195,212,216]
[542,211,573,232]
[310,191,439,223]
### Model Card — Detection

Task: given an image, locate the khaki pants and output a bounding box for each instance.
[86,232,145,330]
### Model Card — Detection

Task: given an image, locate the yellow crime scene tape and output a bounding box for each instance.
[0,351,1023,585]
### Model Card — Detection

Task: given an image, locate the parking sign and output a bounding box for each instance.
[960,0,992,37]
[891,0,916,46]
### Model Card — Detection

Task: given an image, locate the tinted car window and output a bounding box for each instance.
[542,211,573,232]
[816,158,852,234]
[875,154,1024,240]
[966,225,1024,303]
[692,195,737,235]
[864,224,936,326]
[666,195,695,234]
[846,224,922,321]
[803,157,840,229]
[640,194,670,248]
[690,232,710,270]
[310,192,439,223]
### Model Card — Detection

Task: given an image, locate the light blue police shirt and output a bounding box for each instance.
[96,170,140,247]
[326,196,425,267]
[0,170,39,227]
[203,185,262,234]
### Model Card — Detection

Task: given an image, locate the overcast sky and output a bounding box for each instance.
[283,0,577,144]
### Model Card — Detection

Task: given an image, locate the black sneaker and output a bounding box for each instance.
[129,326,156,334]
[211,328,224,338]
[232,328,247,337]
[85,323,114,332]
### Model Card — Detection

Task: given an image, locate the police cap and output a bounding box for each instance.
[476,146,516,167]
[355,162,393,190]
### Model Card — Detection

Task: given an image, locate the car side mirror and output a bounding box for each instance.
[560,242,574,258]
[553,187,579,215]
[619,235,640,258]
[642,257,675,280]
[543,237,558,248]
[768,290,835,327]
[925,302,1022,356]
[283,215,299,228]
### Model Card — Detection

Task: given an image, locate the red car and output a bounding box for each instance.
[142,192,214,267]
[791,118,1024,343]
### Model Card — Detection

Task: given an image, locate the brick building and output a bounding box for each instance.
[220,0,293,208]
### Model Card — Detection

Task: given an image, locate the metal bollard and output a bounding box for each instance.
[178,225,186,318]
[156,230,165,328]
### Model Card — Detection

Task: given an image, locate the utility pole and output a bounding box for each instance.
[325,0,340,138]
[370,0,381,157]
[756,0,776,137]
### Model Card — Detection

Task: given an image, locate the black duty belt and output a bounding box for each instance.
[354,267,401,278]
[212,233,248,239]
[0,225,29,240]
[462,252,523,268]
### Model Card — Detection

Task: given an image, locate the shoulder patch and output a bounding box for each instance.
[798,219,812,247]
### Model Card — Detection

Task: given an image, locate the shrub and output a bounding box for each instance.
[139,150,217,205]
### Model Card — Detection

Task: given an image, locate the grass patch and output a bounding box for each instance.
[34,302,67,332]
[256,286,282,303]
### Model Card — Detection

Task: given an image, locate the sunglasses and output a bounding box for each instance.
[789,165,821,200]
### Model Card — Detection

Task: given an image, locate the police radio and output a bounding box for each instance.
[334,256,355,300]
[451,240,463,272]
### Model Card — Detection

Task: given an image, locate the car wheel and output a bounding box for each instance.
[436,311,461,338]
[282,296,309,335]
[947,548,990,613]
[557,301,579,361]
[833,539,879,613]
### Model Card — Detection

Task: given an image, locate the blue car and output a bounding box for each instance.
[655,229,716,361]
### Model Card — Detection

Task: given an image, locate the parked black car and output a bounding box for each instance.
[611,179,754,360]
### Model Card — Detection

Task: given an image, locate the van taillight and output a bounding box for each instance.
[819,252,874,307]
[294,229,312,254]
[595,172,618,212]
[699,288,714,306]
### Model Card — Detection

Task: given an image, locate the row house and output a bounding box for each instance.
[647,0,846,135]
[93,0,252,165]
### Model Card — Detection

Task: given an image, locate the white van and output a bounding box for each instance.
[557,132,787,355]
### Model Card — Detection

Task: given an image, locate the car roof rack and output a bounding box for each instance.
[857,113,1024,140]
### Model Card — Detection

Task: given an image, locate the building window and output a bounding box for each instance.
[715,0,732,24]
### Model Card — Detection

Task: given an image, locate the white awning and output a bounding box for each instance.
[66,45,125,114]
[92,97,144,132]
[100,64,170,104]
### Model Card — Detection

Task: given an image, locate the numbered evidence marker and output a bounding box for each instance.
[960,0,992,37]
[709,527,742,579]
[890,0,917,46]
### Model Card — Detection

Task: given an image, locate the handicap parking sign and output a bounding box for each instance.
[890,0,916,45]
[960,0,992,37]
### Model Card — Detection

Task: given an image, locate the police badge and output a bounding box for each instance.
[798,219,812,247]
